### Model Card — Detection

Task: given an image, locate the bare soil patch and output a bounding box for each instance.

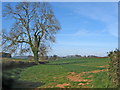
[67,72,92,82]
[48,69,108,88]
[67,69,108,88]
[81,69,108,74]
[55,83,70,88]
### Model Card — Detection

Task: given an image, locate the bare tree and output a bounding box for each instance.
[39,43,50,60]
[2,2,61,64]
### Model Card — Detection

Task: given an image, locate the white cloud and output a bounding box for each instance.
[57,29,107,37]
[51,3,118,57]
[73,29,105,36]
[48,42,117,57]
[57,41,117,47]
[73,4,118,37]
[106,23,118,37]
[56,3,118,37]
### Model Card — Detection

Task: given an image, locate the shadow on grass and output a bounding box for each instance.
[2,64,45,90]
[2,76,45,90]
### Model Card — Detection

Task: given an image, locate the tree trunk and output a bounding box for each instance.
[33,51,39,64]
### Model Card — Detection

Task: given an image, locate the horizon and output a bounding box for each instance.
[11,54,108,57]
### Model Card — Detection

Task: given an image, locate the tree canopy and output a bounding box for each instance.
[2,2,61,64]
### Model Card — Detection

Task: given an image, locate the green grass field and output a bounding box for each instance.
[3,57,114,88]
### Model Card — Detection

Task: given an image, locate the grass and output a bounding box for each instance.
[83,71,114,88]
[20,65,68,82]
[2,57,114,88]
[17,57,113,88]
[2,58,30,62]
[3,67,44,89]
[65,65,105,73]
[3,68,25,80]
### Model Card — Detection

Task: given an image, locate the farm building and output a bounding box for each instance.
[0,52,11,58]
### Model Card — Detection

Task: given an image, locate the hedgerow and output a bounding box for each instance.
[108,49,120,88]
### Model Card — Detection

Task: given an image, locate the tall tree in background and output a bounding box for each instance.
[39,43,50,60]
[2,2,61,64]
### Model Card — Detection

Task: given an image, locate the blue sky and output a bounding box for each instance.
[2,2,118,56]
